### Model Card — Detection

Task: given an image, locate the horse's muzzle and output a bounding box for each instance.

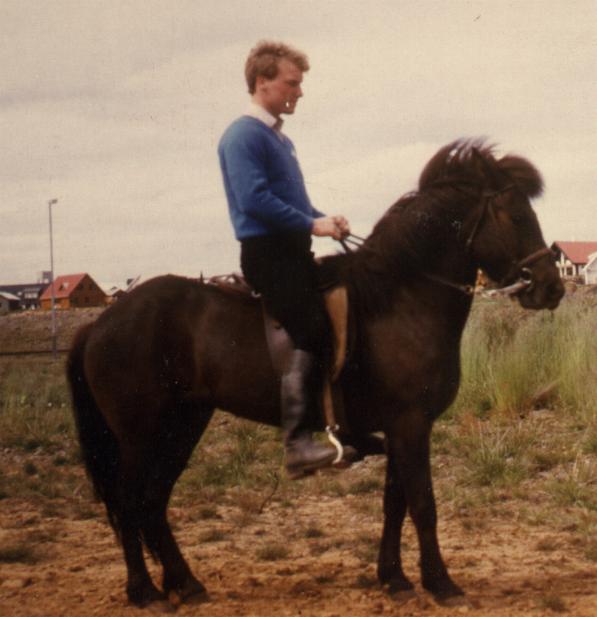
[517,275,564,310]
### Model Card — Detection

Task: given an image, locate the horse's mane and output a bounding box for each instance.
[418,138,543,198]
[322,138,544,317]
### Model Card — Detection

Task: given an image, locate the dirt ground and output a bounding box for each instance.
[1,455,596,617]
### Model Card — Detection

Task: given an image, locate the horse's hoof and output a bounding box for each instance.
[148,599,177,614]
[167,578,209,607]
[387,576,415,596]
[437,594,472,608]
[128,583,168,610]
[390,588,418,605]
[423,576,465,604]
[185,590,210,605]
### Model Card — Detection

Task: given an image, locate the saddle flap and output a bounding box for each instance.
[323,286,348,382]
[262,285,348,382]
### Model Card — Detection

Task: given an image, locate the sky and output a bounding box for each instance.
[1,0,595,286]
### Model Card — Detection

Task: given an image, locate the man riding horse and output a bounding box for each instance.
[218,41,350,477]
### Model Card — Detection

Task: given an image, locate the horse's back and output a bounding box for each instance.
[81,274,280,428]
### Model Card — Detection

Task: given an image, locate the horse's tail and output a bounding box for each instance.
[67,323,121,537]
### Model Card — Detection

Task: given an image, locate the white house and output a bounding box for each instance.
[551,241,597,281]
[584,252,597,285]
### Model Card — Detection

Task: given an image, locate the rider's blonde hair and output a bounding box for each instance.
[244,40,309,95]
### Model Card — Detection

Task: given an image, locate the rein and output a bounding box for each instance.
[339,234,366,253]
[336,185,555,299]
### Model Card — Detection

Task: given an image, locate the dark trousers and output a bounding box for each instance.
[240,232,329,355]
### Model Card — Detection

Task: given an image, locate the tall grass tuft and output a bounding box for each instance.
[175,417,283,497]
[0,359,74,452]
[456,420,535,487]
[452,294,597,420]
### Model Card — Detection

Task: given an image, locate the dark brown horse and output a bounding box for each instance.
[67,139,563,609]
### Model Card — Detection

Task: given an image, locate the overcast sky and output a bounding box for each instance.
[1,0,595,286]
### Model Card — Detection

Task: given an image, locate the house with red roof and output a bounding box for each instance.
[39,273,106,310]
[551,241,597,283]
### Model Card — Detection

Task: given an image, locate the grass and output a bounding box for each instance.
[452,295,597,420]
[0,358,75,454]
[348,477,384,494]
[431,292,597,550]
[458,422,534,487]
[174,418,284,501]
[256,543,290,561]
[546,457,596,510]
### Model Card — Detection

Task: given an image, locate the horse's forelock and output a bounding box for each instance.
[497,155,544,198]
[418,138,497,190]
[418,141,460,190]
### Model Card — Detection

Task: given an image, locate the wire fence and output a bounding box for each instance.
[0,349,69,357]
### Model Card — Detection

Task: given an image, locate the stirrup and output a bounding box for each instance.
[325,425,344,464]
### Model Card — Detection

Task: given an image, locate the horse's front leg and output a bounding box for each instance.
[386,410,464,601]
[377,448,414,594]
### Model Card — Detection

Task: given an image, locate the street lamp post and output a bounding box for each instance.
[48,198,58,359]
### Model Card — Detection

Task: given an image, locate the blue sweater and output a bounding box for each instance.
[218,116,323,240]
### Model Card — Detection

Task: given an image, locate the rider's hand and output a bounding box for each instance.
[333,215,350,239]
[312,216,351,240]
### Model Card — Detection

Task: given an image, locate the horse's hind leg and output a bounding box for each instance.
[140,402,214,605]
[120,506,165,606]
[117,460,166,607]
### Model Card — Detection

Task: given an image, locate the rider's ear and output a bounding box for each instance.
[497,155,544,198]
[255,75,269,93]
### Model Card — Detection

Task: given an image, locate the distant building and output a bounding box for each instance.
[0,291,21,315]
[102,284,127,304]
[0,282,48,309]
[37,271,52,285]
[551,241,597,282]
[39,273,105,310]
[584,253,597,285]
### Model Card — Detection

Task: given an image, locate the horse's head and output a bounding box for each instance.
[419,139,563,309]
[459,144,564,310]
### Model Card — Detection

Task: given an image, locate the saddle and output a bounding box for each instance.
[205,273,348,377]
[205,273,350,449]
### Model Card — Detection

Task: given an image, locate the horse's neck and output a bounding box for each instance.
[380,208,477,332]
[382,205,477,295]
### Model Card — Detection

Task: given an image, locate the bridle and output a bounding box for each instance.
[338,183,555,298]
[459,183,555,295]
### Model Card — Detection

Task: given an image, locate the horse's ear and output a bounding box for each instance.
[471,147,502,189]
[498,155,544,198]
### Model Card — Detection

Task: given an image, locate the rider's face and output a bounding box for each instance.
[256,58,304,118]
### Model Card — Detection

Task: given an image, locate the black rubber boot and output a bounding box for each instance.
[281,350,337,478]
